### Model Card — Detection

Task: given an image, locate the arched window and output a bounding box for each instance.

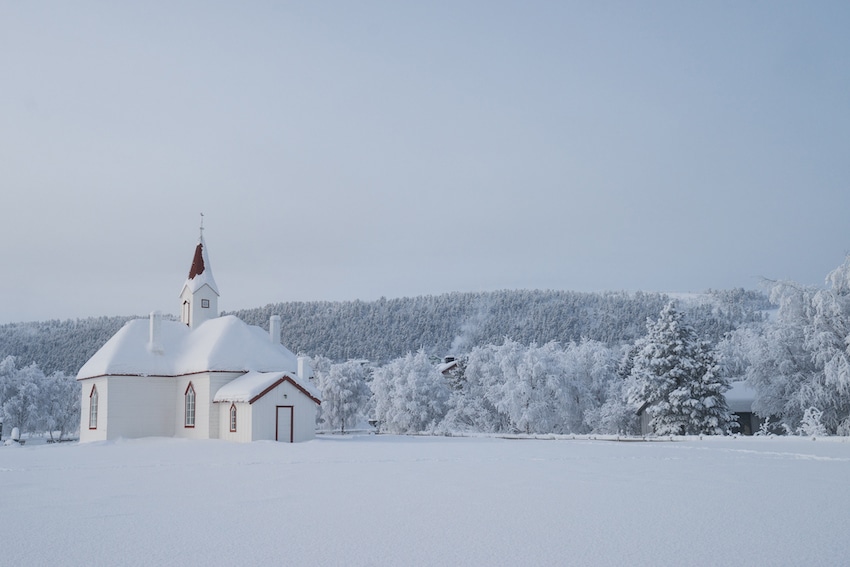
[184,383,196,428]
[230,404,237,432]
[89,385,98,429]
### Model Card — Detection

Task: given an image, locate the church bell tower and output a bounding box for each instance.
[179,215,220,328]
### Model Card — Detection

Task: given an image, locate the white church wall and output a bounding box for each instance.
[79,378,108,443]
[249,379,318,442]
[218,402,252,443]
[174,372,242,439]
[293,392,318,443]
[207,373,236,440]
[106,377,176,440]
[250,389,279,441]
[174,374,209,439]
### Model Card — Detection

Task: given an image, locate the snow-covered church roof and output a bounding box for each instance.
[77,315,298,379]
[725,381,756,413]
[213,370,321,404]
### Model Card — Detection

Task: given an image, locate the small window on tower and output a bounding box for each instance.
[201,299,210,308]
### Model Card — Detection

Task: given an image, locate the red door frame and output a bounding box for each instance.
[275,405,294,443]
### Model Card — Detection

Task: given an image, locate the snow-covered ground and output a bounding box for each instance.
[2,435,849,566]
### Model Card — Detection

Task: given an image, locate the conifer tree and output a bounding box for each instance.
[628,302,733,435]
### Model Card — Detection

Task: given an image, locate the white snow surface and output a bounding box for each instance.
[76,315,298,379]
[2,435,849,566]
[213,370,321,403]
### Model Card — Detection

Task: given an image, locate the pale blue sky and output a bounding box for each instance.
[2,2,849,323]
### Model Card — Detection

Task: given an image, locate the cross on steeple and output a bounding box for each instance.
[199,212,204,239]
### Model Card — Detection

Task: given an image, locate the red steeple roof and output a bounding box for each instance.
[188,242,206,280]
[181,235,219,296]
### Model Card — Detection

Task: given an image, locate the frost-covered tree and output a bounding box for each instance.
[440,345,509,433]
[36,371,80,441]
[2,362,43,436]
[560,339,618,433]
[315,360,371,433]
[371,350,450,433]
[585,381,640,435]
[685,345,735,434]
[0,355,17,408]
[0,358,80,440]
[742,260,850,434]
[439,339,621,435]
[740,282,814,431]
[801,258,850,431]
[585,344,642,435]
[628,302,732,435]
[471,340,565,434]
[485,339,559,434]
[585,362,640,435]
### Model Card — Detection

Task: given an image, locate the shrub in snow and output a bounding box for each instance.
[797,407,827,437]
[837,417,850,437]
[755,417,772,437]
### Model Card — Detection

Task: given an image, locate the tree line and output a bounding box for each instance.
[0,287,776,439]
[0,288,770,376]
[312,300,736,437]
[309,259,850,437]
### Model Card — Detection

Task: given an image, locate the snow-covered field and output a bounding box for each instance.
[2,435,849,566]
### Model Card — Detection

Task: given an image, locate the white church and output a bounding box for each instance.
[76,231,321,443]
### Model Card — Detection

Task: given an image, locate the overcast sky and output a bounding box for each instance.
[2,2,849,324]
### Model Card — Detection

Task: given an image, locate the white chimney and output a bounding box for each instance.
[297,356,313,382]
[148,311,164,354]
[269,315,281,344]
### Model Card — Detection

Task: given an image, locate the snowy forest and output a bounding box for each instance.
[6,257,850,439]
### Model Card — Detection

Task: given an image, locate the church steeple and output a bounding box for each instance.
[179,215,220,328]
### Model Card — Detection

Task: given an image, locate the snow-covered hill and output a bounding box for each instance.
[0,288,769,374]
